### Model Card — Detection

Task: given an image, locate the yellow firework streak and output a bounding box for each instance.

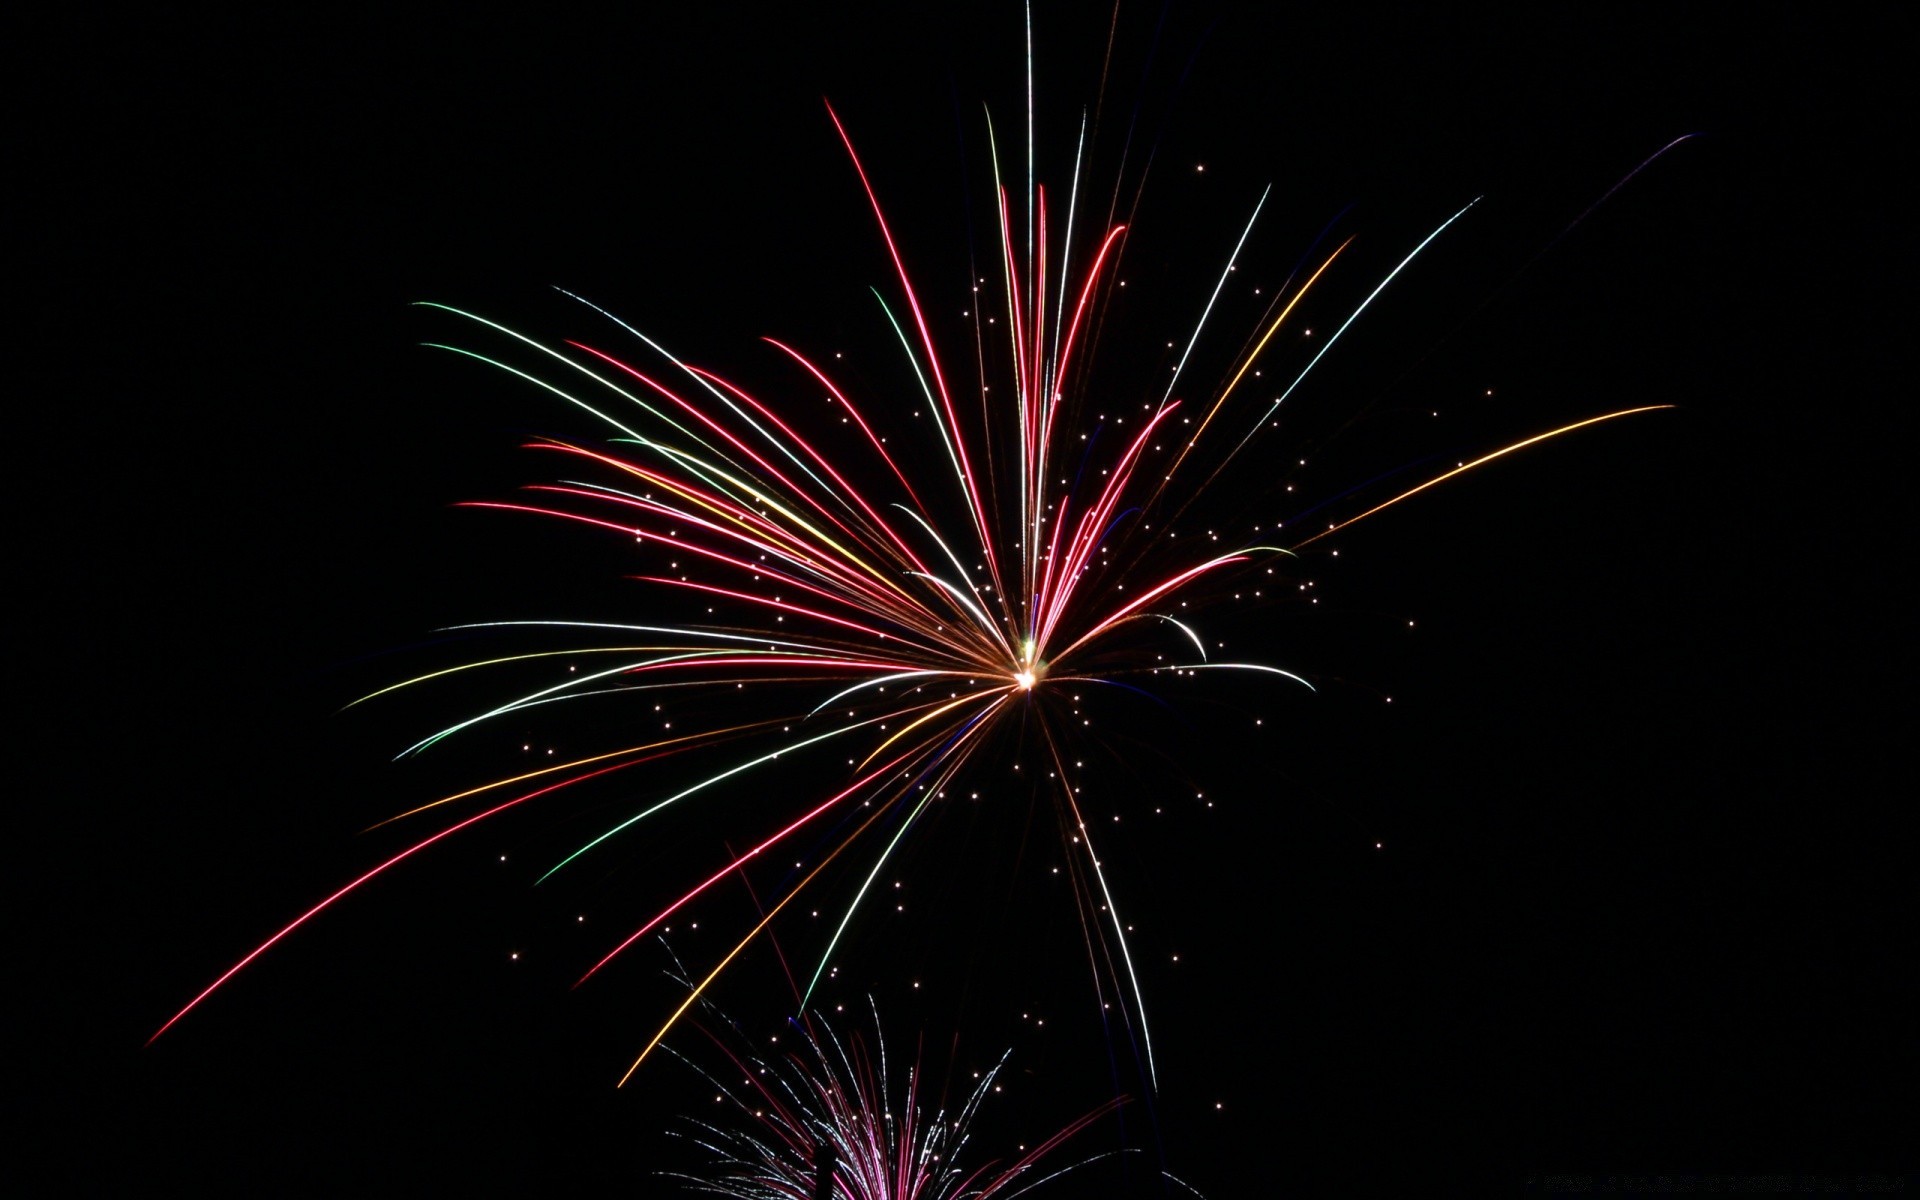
[1292,405,1675,549]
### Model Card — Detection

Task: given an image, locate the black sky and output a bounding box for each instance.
[23,3,1910,1195]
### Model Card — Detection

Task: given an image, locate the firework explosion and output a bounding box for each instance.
[151,82,1673,1100]
[665,1002,1120,1200]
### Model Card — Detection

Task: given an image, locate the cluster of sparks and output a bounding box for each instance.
[666,1004,1121,1200]
[152,92,1671,1103]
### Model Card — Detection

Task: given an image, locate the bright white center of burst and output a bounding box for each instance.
[1014,670,1036,691]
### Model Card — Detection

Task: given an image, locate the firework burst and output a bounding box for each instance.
[666,1001,1120,1200]
[152,74,1675,1093]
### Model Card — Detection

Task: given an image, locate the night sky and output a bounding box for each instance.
[25,4,1909,1196]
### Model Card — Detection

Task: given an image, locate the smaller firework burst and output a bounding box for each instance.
[666,1001,1119,1200]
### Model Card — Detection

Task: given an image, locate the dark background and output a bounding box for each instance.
[22,3,1909,1195]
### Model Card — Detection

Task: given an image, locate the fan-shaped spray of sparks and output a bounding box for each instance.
[151,90,1679,1087]
[666,1002,1122,1200]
